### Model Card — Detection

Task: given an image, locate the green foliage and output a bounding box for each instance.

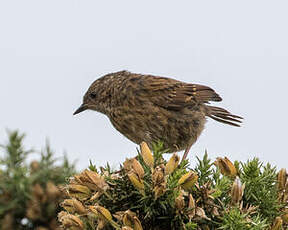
[211,168,231,201]
[0,131,32,219]
[0,131,75,230]
[219,208,268,230]
[240,158,280,221]
[195,151,213,185]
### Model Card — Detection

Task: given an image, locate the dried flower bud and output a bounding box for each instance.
[122,227,134,230]
[212,207,220,217]
[58,185,69,197]
[68,184,91,201]
[97,219,107,230]
[61,199,76,213]
[214,157,237,177]
[187,194,196,219]
[2,213,14,230]
[32,183,44,200]
[35,227,49,230]
[178,171,198,191]
[110,173,120,180]
[26,201,42,220]
[152,165,165,185]
[140,142,154,168]
[48,219,59,230]
[46,181,60,200]
[90,191,102,201]
[123,210,136,227]
[113,211,125,222]
[30,160,40,172]
[58,211,84,230]
[88,205,99,217]
[123,158,134,172]
[282,212,288,224]
[132,159,145,179]
[61,198,86,214]
[133,216,143,230]
[283,182,288,203]
[128,172,145,195]
[89,205,120,229]
[175,190,185,211]
[202,225,210,230]
[165,153,180,175]
[196,207,211,220]
[277,168,287,191]
[270,216,282,230]
[231,177,244,204]
[74,174,96,191]
[153,183,166,199]
[77,170,109,192]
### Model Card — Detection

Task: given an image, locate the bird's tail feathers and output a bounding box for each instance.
[205,105,243,127]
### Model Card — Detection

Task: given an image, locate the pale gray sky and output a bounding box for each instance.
[0,0,287,169]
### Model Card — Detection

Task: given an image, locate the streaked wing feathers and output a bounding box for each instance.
[136,75,222,110]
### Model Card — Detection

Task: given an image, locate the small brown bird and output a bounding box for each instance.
[74,71,242,160]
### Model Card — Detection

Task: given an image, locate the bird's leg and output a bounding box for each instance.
[182,147,191,162]
[181,144,192,163]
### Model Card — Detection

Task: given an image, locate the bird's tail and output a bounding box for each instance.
[205,105,243,127]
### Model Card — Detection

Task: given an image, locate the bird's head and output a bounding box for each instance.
[73,75,112,115]
[73,71,129,116]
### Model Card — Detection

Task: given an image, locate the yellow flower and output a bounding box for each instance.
[178,171,198,191]
[89,205,120,229]
[214,157,237,177]
[165,153,180,175]
[132,159,145,179]
[96,206,112,222]
[68,184,91,201]
[140,142,154,168]
[61,198,86,214]
[128,172,145,195]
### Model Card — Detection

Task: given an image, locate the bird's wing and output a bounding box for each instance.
[132,75,222,110]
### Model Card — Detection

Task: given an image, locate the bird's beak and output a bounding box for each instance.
[73,104,88,115]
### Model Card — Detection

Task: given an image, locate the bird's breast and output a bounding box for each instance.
[108,105,206,152]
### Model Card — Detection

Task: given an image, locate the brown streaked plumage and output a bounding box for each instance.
[74,71,242,160]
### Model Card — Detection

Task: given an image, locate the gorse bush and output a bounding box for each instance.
[58,142,288,230]
[1,131,286,229]
[0,131,75,230]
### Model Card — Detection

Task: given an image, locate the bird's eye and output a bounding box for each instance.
[90,93,96,99]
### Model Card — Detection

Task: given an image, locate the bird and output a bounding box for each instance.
[73,70,242,161]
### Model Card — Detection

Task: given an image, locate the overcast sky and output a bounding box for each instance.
[0,0,287,170]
